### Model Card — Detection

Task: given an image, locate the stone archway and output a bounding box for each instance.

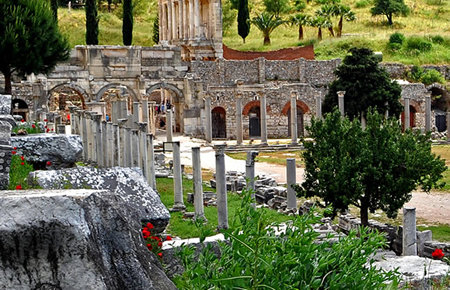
[47,83,88,123]
[11,99,29,121]
[95,84,138,120]
[212,106,226,138]
[243,100,261,137]
[281,100,310,138]
[147,83,184,133]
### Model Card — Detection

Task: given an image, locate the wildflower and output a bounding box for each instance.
[46,161,52,166]
[12,151,16,155]
[147,244,153,250]
[432,248,444,259]
[46,129,50,133]
[44,119,48,122]
[32,124,36,129]
[51,128,54,132]
[21,162,25,165]
[21,119,24,123]
[166,236,172,241]
[146,222,154,229]
[20,156,25,161]
[158,241,162,247]
[158,253,162,258]
[13,147,17,150]
[16,185,22,190]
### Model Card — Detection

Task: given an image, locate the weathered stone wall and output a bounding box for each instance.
[0,95,13,190]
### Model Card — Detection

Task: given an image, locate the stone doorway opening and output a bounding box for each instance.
[249,106,261,137]
[11,99,29,121]
[147,84,184,134]
[212,106,226,139]
[401,105,417,130]
[48,85,87,123]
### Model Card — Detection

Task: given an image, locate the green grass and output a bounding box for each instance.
[156,177,292,238]
[418,224,450,242]
[57,0,450,65]
[9,154,34,190]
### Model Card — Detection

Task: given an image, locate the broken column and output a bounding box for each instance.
[124,127,133,167]
[172,141,186,211]
[245,151,258,192]
[404,96,410,130]
[260,93,268,145]
[290,91,298,145]
[315,92,322,120]
[286,158,297,210]
[192,147,205,220]
[131,129,140,168]
[337,91,345,117]
[132,102,140,129]
[92,114,103,167]
[146,134,157,190]
[166,108,173,142]
[205,96,212,143]
[215,144,228,230]
[425,94,431,132]
[236,94,243,145]
[138,123,148,178]
[402,207,417,256]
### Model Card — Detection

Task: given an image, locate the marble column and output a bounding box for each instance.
[171,1,177,40]
[192,147,205,220]
[166,108,173,142]
[147,134,157,190]
[93,114,103,167]
[215,144,228,230]
[194,0,200,39]
[142,100,150,133]
[404,97,410,130]
[172,141,186,211]
[290,92,298,145]
[138,123,148,178]
[112,101,119,124]
[106,122,114,167]
[117,119,128,167]
[124,127,133,167]
[189,0,194,39]
[133,102,140,129]
[132,129,140,167]
[167,2,173,40]
[425,94,431,132]
[245,151,258,192]
[236,95,243,145]
[119,100,128,119]
[315,93,322,120]
[101,121,108,167]
[178,0,184,39]
[337,91,345,117]
[112,124,119,166]
[402,207,417,256]
[205,97,212,143]
[68,106,77,134]
[81,111,88,161]
[286,158,297,210]
[260,93,268,145]
[57,124,66,134]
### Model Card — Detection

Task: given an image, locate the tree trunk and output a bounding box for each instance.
[387,14,393,25]
[4,71,12,95]
[338,17,343,37]
[360,203,369,226]
[263,35,271,45]
[318,28,322,40]
[298,25,304,40]
[328,27,335,37]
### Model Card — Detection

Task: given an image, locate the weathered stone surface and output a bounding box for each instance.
[30,166,170,233]
[0,189,176,290]
[372,256,450,288]
[0,94,11,115]
[0,144,12,190]
[11,134,82,168]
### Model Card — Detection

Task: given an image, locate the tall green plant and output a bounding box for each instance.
[85,0,99,44]
[175,189,400,288]
[50,0,58,20]
[371,0,409,25]
[237,0,250,43]
[252,12,284,45]
[152,13,159,45]
[122,0,133,45]
[333,4,355,37]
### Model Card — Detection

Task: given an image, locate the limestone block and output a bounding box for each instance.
[0,94,11,115]
[11,134,82,168]
[30,166,170,233]
[0,189,176,290]
[0,121,12,146]
[0,145,12,190]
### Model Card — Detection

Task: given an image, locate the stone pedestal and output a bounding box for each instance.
[192,147,205,220]
[215,144,228,230]
[402,207,417,256]
[172,141,186,211]
[286,158,297,210]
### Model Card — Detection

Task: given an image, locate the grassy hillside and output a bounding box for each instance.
[57,0,449,65]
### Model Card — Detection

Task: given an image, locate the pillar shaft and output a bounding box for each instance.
[142,100,150,133]
[402,207,417,256]
[192,147,205,219]
[236,97,243,145]
[260,94,268,145]
[193,0,200,38]
[338,95,345,117]
[147,134,157,190]
[245,151,258,192]
[286,158,297,209]
[425,95,431,132]
[167,108,173,142]
[125,127,133,167]
[139,123,148,178]
[215,144,228,230]
[112,124,119,166]
[205,97,212,143]
[172,141,186,210]
[132,129,140,168]
[404,97,410,130]
[133,102,140,129]
[93,114,102,167]
[290,95,298,145]
[81,112,88,161]
[101,121,107,167]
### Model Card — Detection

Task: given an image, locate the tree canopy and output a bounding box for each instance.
[0,0,70,94]
[85,0,99,45]
[371,0,409,25]
[252,13,284,45]
[123,0,133,45]
[323,47,403,119]
[296,110,446,226]
[237,0,250,43]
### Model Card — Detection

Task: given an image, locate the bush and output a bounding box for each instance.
[389,32,405,45]
[421,69,445,85]
[430,35,445,44]
[355,0,370,8]
[406,36,433,52]
[174,190,399,288]
[387,42,402,51]
[408,65,424,82]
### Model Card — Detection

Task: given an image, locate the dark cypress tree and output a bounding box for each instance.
[152,13,160,45]
[123,0,133,45]
[50,0,58,20]
[85,0,99,45]
[237,0,250,43]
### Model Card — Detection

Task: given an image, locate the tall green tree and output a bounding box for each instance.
[371,0,409,25]
[152,13,159,45]
[297,110,446,226]
[85,0,99,44]
[50,0,58,20]
[309,15,330,40]
[323,47,403,119]
[123,0,133,45]
[316,4,335,37]
[332,4,355,37]
[263,0,291,17]
[252,12,284,45]
[237,0,250,43]
[289,14,310,40]
[0,0,70,94]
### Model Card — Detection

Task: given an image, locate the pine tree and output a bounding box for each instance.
[152,13,159,45]
[123,0,133,45]
[85,0,99,45]
[237,0,250,43]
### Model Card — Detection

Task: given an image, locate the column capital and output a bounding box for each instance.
[290,90,298,98]
[246,151,259,166]
[214,144,227,155]
[117,118,128,127]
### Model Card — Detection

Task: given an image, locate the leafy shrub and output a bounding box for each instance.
[421,69,445,85]
[389,32,405,45]
[174,190,399,289]
[430,35,444,44]
[408,65,424,82]
[387,42,402,51]
[355,0,370,8]
[406,36,433,52]
[142,222,172,259]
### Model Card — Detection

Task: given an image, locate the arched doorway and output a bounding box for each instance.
[48,84,87,123]
[281,100,310,138]
[212,107,226,138]
[11,99,29,121]
[96,84,138,121]
[147,83,184,133]
[249,106,261,137]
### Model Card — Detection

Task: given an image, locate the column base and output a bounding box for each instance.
[170,203,186,212]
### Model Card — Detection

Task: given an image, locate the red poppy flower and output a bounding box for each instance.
[147,244,153,250]
[51,129,54,132]
[12,151,16,155]
[158,253,162,258]
[21,162,24,165]
[432,248,444,259]
[46,161,52,166]
[20,156,25,161]
[46,129,50,133]
[44,119,48,122]
[21,119,24,123]
[16,185,22,190]
[32,124,36,129]
[166,236,172,241]
[146,222,154,229]
[44,125,47,129]
[158,241,162,247]
[13,147,17,150]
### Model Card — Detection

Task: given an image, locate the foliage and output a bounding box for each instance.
[370,0,410,25]
[12,121,44,135]
[289,14,310,40]
[85,0,99,44]
[406,36,432,52]
[389,32,405,45]
[430,35,444,44]
[152,13,159,45]
[420,69,446,85]
[316,4,336,37]
[296,109,447,226]
[309,15,331,40]
[355,0,370,8]
[333,4,356,37]
[323,47,403,119]
[174,189,399,288]
[251,12,285,45]
[263,0,291,17]
[9,153,34,190]
[0,0,70,94]
[222,0,238,35]
[51,0,58,20]
[122,0,133,45]
[141,222,172,259]
[237,0,251,43]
